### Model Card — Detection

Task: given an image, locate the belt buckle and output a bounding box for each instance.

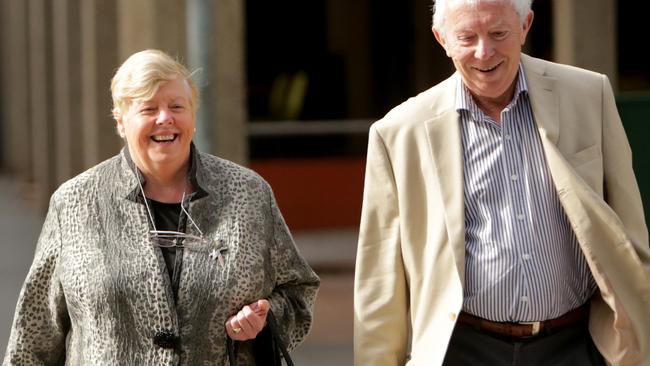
[518,321,541,336]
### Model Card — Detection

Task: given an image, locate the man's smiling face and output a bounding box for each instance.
[433,1,533,106]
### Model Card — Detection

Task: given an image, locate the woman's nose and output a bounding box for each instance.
[155,109,174,125]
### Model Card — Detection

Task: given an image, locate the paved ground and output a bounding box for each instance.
[0,175,355,365]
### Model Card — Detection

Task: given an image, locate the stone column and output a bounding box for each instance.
[211,0,247,164]
[187,0,247,165]
[116,0,187,61]
[80,0,121,168]
[52,0,84,185]
[28,0,56,210]
[0,0,31,179]
[326,0,372,118]
[552,0,617,89]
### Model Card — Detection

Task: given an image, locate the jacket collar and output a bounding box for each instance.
[119,142,209,202]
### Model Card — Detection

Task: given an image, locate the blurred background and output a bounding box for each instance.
[1,0,649,364]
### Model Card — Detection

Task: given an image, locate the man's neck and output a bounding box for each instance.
[469,79,518,124]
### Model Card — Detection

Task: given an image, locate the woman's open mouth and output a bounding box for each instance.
[151,134,177,143]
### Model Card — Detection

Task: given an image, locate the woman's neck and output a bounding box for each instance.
[140,167,193,203]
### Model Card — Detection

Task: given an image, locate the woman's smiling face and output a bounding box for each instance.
[117,78,195,177]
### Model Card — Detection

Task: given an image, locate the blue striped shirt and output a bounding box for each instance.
[457,66,597,322]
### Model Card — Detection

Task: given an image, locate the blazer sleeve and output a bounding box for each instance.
[265,185,320,352]
[3,194,70,365]
[600,75,650,265]
[354,125,409,366]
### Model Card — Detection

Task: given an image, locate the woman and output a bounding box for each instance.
[4,49,319,365]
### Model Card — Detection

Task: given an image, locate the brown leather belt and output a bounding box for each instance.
[457,304,589,339]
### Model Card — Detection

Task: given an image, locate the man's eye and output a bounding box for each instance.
[491,31,509,40]
[456,35,476,44]
[140,107,156,114]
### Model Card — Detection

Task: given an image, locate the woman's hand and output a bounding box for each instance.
[225,299,270,341]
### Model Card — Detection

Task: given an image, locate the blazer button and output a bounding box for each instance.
[153,330,178,349]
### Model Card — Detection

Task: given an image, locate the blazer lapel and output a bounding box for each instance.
[522,54,560,145]
[425,103,466,281]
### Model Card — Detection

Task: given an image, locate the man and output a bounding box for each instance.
[354,0,650,365]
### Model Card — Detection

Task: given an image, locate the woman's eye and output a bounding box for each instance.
[139,107,157,115]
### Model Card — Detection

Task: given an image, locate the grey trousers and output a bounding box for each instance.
[442,321,606,366]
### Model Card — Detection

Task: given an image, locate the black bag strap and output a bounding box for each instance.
[227,309,295,366]
[227,335,237,365]
[267,311,294,366]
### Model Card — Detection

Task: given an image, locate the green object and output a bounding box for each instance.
[616,92,650,226]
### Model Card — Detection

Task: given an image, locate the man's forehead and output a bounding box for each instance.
[447,4,517,30]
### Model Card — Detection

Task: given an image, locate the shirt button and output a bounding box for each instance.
[516,214,525,220]
[522,254,531,260]
[450,312,457,321]
[520,296,529,302]
[510,174,518,181]
[505,134,512,140]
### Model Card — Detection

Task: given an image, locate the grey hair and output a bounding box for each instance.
[432,0,533,34]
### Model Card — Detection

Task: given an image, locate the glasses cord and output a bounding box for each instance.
[132,164,201,236]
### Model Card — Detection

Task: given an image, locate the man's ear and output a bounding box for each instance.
[432,27,451,57]
[520,10,534,45]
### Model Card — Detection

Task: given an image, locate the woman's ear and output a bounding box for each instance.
[113,108,126,138]
[114,117,125,138]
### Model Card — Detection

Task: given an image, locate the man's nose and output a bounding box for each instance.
[474,38,495,60]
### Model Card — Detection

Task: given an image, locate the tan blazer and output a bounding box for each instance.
[354,54,650,366]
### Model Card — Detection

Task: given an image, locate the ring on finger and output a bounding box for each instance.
[232,327,242,334]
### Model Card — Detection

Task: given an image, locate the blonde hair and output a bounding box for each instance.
[111,49,199,118]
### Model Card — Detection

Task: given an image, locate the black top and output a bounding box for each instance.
[149,200,184,288]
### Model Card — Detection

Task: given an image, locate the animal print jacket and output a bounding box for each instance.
[3,147,320,365]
